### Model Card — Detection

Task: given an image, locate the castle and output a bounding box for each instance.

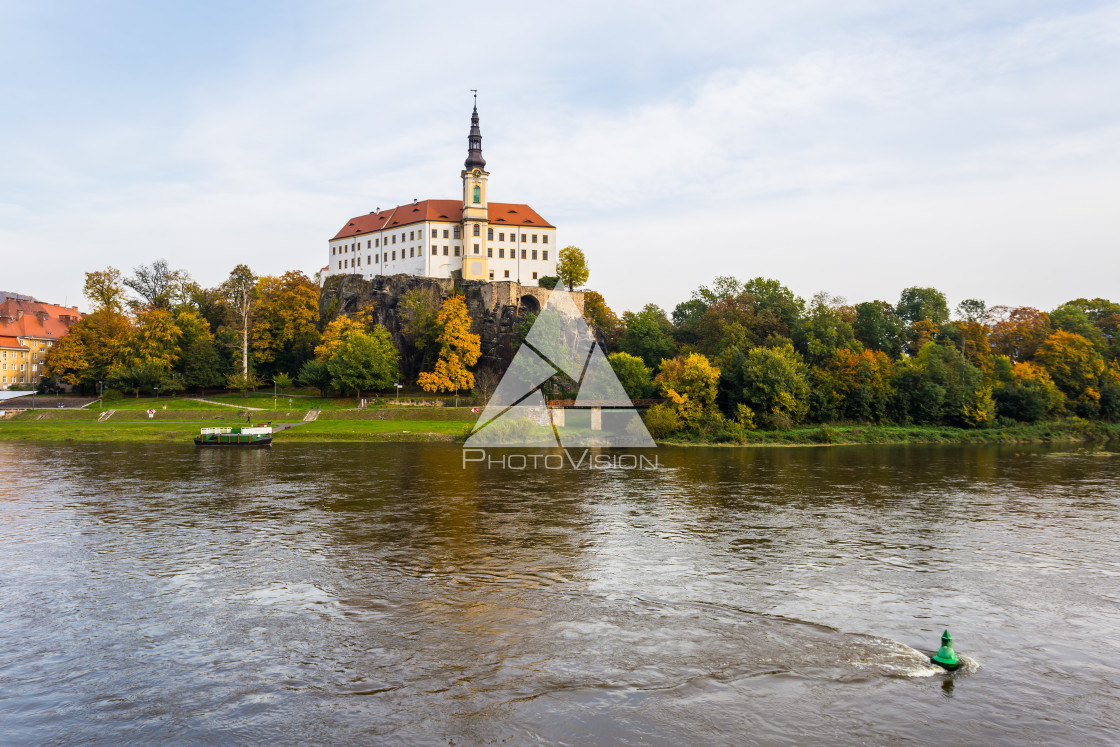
[323,101,558,285]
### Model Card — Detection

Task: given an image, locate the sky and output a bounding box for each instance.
[2,0,1118,316]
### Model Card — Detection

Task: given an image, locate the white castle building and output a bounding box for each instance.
[324,103,558,285]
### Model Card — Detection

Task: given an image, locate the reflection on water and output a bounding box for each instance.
[0,441,1117,744]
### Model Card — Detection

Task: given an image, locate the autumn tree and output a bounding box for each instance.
[989,307,1051,362]
[251,271,321,378]
[556,246,590,290]
[125,308,182,369]
[583,290,622,349]
[654,353,721,427]
[418,296,482,403]
[399,287,442,367]
[83,267,128,313]
[820,348,894,423]
[1035,330,1106,414]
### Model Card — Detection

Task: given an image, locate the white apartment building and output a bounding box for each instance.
[324,103,558,285]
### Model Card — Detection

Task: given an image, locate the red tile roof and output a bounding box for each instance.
[331,199,553,240]
[0,299,83,340]
[0,335,29,351]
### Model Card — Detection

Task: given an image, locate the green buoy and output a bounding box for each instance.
[931,629,961,671]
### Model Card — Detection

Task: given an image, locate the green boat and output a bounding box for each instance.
[194,425,273,446]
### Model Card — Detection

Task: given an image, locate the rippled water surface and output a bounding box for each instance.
[1,442,1118,744]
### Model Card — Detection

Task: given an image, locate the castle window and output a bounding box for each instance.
[543,235,549,244]
[392,251,396,260]
[401,232,406,242]
[487,227,493,240]
[443,246,449,256]
[392,235,396,244]
[473,185,480,204]
[532,250,538,260]
[410,231,415,240]
[489,270,494,280]
[521,249,527,259]
[521,234,527,242]
[499,248,505,258]
[532,272,538,280]
[432,246,437,255]
[453,226,461,239]
[432,229,438,238]
[337,261,341,269]
[357,257,362,265]
[473,224,480,237]
[375,254,379,263]
[376,238,380,247]
[532,234,538,243]
[542,250,548,261]
[499,232,505,242]
[473,244,479,254]
[443,229,449,238]
[410,248,414,258]
[504,270,510,278]
[367,240,371,248]
[454,246,460,256]
[487,247,493,258]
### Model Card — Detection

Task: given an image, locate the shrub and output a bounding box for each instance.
[644,403,681,439]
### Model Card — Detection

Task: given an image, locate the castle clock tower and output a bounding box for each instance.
[461,95,490,280]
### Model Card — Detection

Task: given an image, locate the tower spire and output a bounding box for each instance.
[464,91,486,171]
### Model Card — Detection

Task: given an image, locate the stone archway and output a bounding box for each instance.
[518,294,541,315]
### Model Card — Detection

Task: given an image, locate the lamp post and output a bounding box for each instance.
[395,382,402,404]
[98,380,103,410]
[153,386,160,400]
[273,380,277,410]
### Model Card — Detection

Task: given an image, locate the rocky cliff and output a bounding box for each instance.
[319,274,585,382]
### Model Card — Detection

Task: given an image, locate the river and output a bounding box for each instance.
[1,442,1118,744]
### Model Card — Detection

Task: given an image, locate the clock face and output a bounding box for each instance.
[473,169,481,177]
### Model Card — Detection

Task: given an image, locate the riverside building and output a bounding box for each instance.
[324,102,557,285]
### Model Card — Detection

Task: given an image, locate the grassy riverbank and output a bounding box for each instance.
[661,420,1120,447]
[1,402,1117,446]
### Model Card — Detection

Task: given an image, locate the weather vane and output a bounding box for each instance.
[471,88,477,106]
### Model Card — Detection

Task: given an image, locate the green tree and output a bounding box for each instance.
[556,246,590,289]
[220,264,258,376]
[956,298,988,323]
[896,286,949,326]
[853,301,905,358]
[608,352,654,399]
[329,326,401,400]
[400,287,442,367]
[298,358,333,397]
[889,342,987,426]
[109,362,167,398]
[619,304,676,371]
[124,259,192,310]
[719,344,811,427]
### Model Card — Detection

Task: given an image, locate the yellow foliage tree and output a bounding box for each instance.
[315,315,364,361]
[654,353,720,427]
[418,296,481,399]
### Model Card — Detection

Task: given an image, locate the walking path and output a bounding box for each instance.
[98,410,115,422]
[302,410,321,422]
[190,398,266,411]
